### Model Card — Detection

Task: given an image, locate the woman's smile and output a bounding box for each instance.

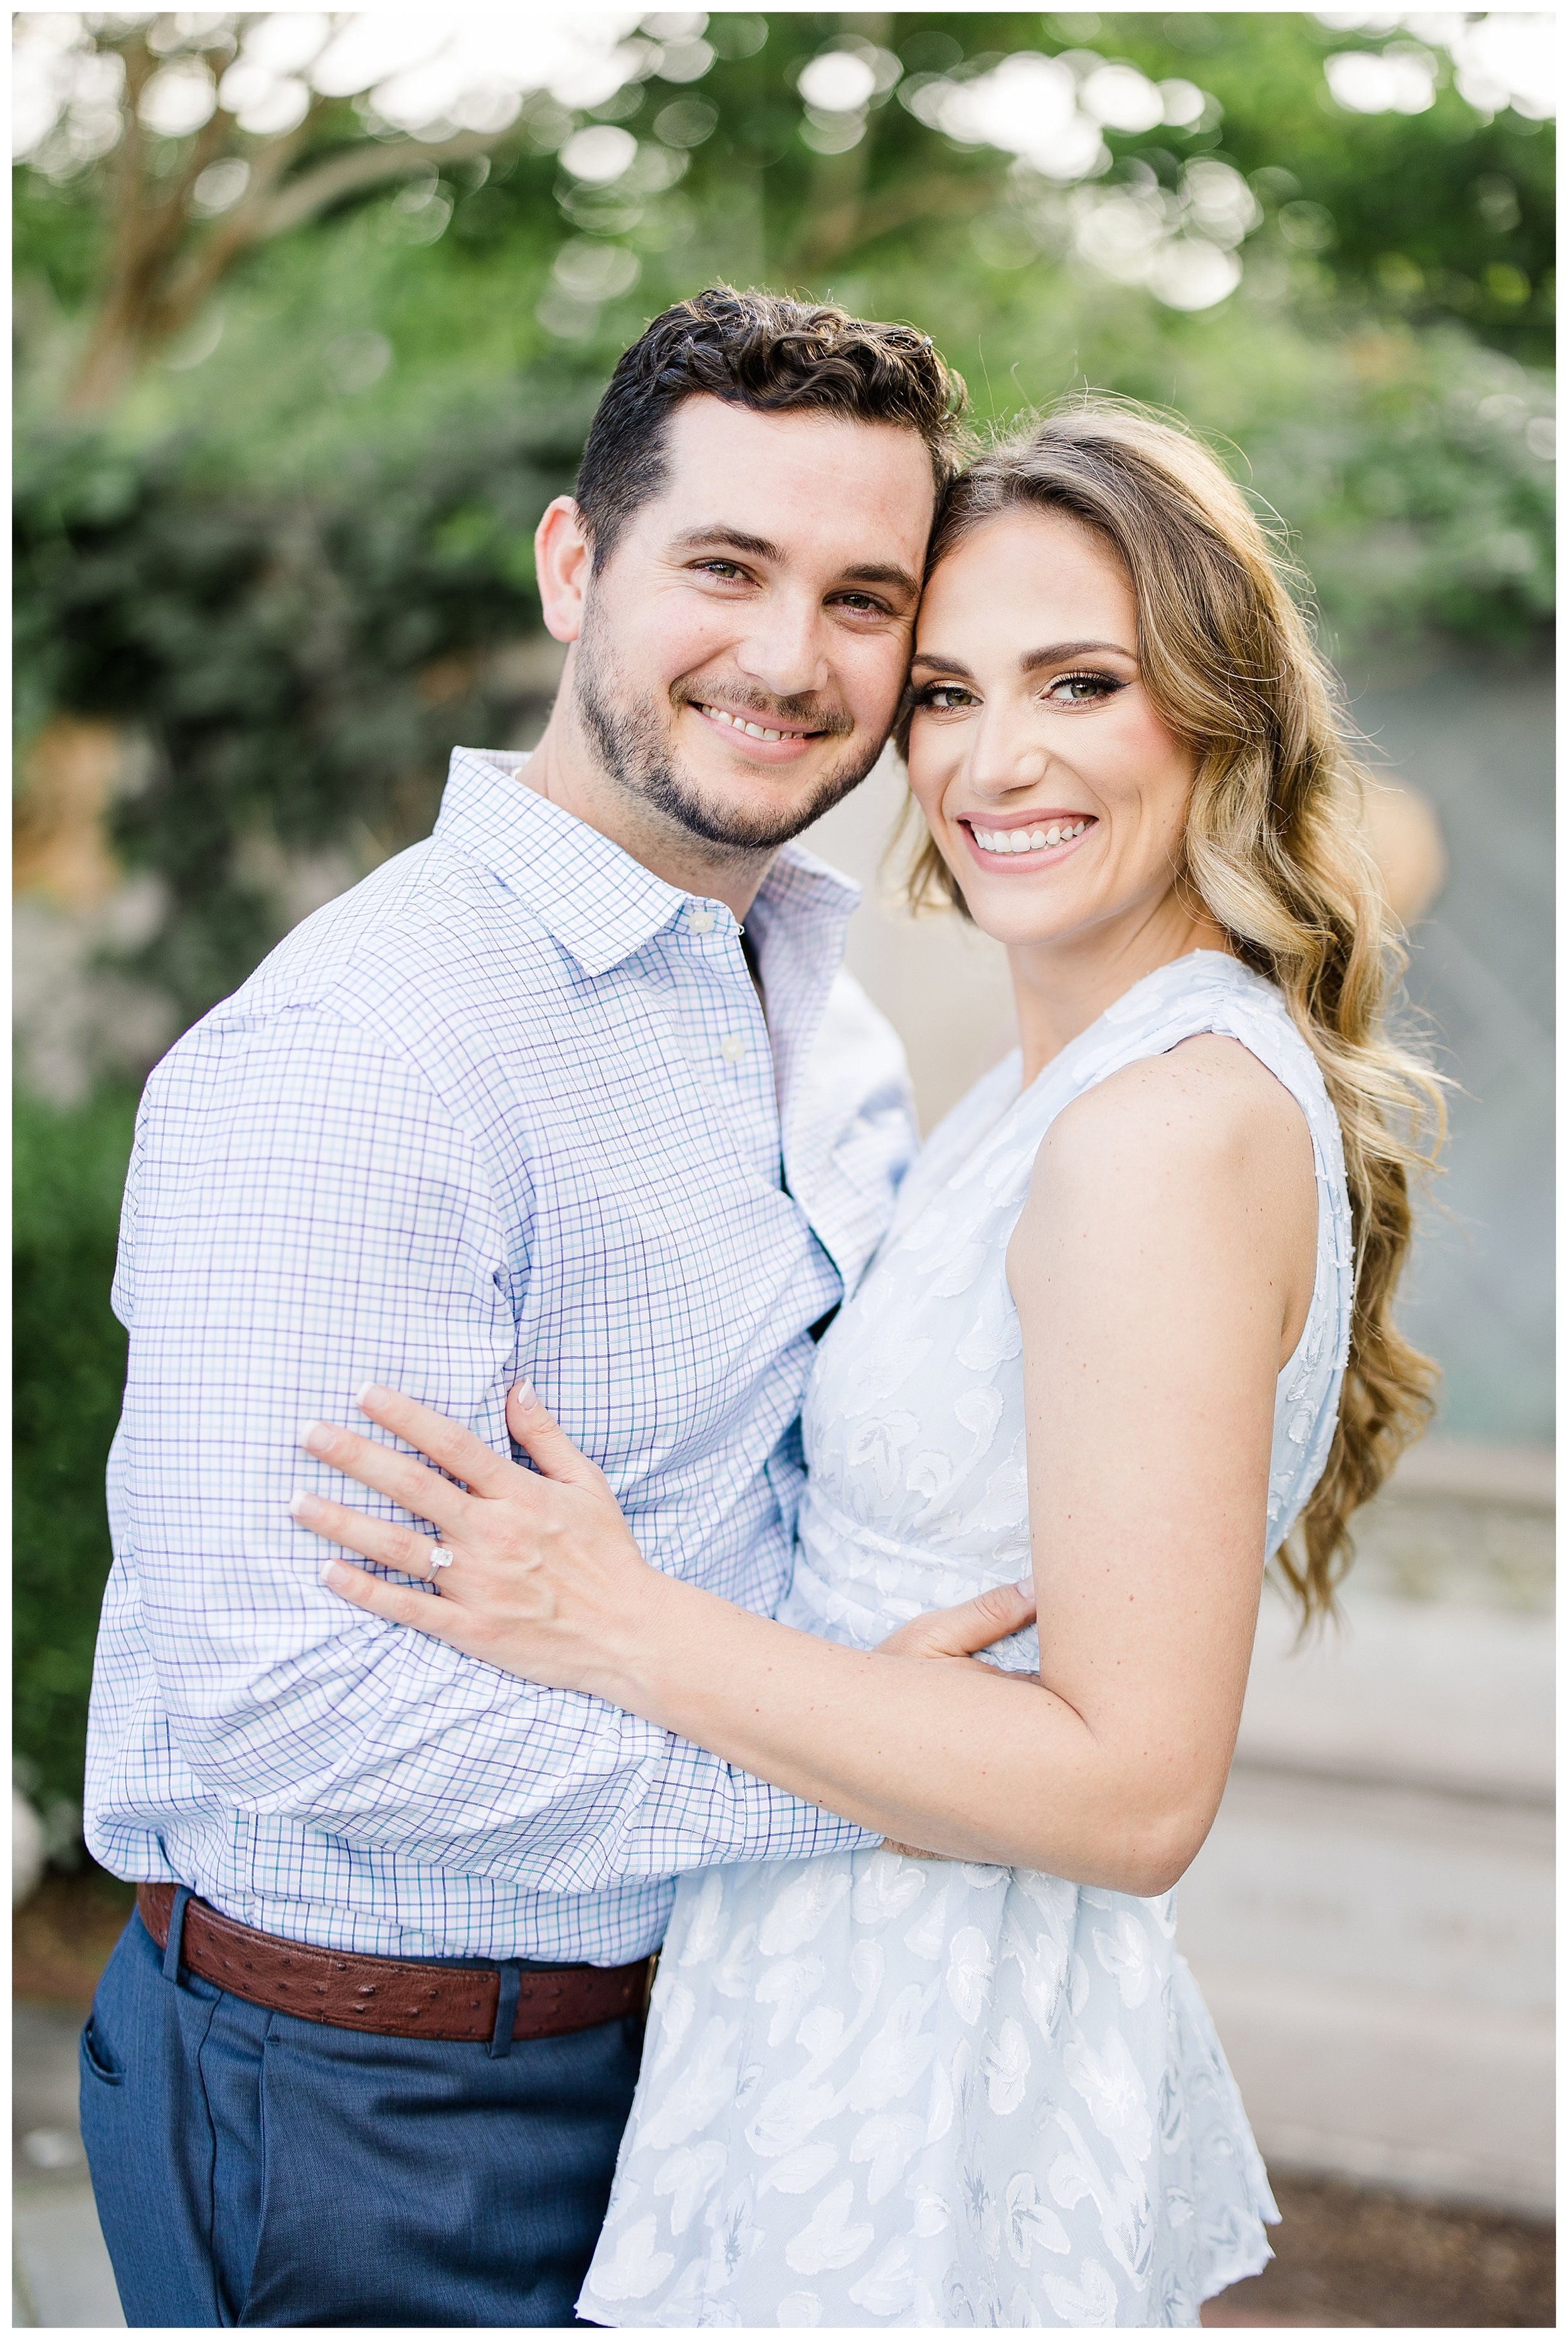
[961,812,1097,864]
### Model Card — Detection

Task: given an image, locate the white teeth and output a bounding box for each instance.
[973,818,1091,856]
[703,706,787,742]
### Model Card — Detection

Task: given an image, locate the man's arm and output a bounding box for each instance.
[106,1003,872,1890]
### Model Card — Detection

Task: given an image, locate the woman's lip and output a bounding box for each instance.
[958,815,1096,868]
[959,812,1088,832]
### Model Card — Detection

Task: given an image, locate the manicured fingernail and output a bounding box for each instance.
[300,1422,334,1456]
[1015,1574,1034,1598]
[510,1379,538,1412]
[319,1559,351,1590]
[355,1382,390,1409]
[287,1490,318,1520]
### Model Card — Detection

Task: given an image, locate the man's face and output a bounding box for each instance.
[571,395,936,853]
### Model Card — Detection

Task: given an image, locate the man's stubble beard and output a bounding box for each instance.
[572,596,887,857]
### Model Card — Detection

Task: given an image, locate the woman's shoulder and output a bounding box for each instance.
[1078,951,1341,1156]
[1044,1031,1314,1195]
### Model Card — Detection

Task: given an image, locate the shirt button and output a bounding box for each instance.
[688,909,716,934]
[720,1035,746,1064]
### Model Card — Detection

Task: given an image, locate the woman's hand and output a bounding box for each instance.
[292,1381,664,1696]
[297,1381,1041,1715]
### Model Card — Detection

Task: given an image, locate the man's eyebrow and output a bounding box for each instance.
[668,526,783,560]
[839,561,921,598]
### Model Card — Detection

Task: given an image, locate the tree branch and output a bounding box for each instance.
[254,124,521,244]
[788,168,995,278]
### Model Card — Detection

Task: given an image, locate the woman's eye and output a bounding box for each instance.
[1049,671,1121,706]
[916,684,975,712]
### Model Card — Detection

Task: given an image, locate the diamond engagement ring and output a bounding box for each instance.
[428,1547,455,1579]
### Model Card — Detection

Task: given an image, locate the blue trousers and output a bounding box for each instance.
[80,1903,644,2327]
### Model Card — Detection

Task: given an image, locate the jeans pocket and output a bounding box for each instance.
[80,2014,125,2087]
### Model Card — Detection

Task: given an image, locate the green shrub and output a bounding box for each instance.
[14,1084,139,1823]
[14,400,586,1027]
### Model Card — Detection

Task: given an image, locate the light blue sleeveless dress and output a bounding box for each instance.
[579,951,1353,2330]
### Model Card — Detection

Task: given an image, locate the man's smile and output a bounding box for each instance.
[687,698,837,763]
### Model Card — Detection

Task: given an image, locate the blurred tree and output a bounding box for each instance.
[14,9,1555,420]
[16,14,580,412]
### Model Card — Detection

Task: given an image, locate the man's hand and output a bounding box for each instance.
[873,1577,1037,1668]
[872,1578,1039,1857]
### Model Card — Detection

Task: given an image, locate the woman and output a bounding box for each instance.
[300,405,1439,2327]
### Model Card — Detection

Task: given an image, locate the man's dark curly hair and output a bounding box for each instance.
[574,285,967,561]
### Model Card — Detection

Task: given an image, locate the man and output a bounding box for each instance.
[80,287,961,2326]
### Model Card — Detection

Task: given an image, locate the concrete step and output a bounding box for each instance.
[1182,1579,1554,2216]
[1237,1584,1554,1804]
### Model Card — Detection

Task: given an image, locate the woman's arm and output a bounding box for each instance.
[302,1037,1316,1892]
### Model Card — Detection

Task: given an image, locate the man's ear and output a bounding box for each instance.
[536,497,594,644]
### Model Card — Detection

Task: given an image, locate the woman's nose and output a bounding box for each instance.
[964,704,1051,791]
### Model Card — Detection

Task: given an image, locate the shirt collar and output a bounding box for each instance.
[434,746,860,974]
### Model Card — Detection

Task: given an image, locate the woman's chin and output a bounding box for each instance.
[960,886,1085,950]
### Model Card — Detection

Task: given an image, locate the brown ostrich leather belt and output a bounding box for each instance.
[136,1882,654,2044]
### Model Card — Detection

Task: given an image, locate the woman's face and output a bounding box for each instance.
[906,506,1198,953]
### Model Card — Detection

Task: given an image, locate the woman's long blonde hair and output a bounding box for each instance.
[904,400,1444,1623]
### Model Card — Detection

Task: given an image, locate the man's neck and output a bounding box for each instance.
[520,687,776,924]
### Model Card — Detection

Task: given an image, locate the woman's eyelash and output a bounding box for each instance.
[913,670,1126,709]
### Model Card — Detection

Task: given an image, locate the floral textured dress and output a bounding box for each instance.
[578,952,1353,2330]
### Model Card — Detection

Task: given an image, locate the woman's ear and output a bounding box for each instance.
[534,496,593,645]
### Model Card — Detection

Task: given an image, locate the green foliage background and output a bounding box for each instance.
[14,1088,139,1821]
[12,9,1555,1823]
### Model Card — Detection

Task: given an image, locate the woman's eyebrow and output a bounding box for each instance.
[911,638,1134,675]
[1019,638,1134,670]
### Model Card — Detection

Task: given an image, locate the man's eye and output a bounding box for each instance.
[696,561,747,581]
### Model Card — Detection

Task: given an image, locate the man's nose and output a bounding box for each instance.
[731,591,831,702]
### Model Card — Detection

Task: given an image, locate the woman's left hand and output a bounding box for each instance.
[292,1380,658,1694]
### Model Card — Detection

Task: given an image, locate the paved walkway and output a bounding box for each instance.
[13,2003,123,2328]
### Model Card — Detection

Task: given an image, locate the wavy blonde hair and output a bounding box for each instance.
[902,400,1444,1623]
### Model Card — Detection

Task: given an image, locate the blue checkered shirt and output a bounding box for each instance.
[85,748,915,1962]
